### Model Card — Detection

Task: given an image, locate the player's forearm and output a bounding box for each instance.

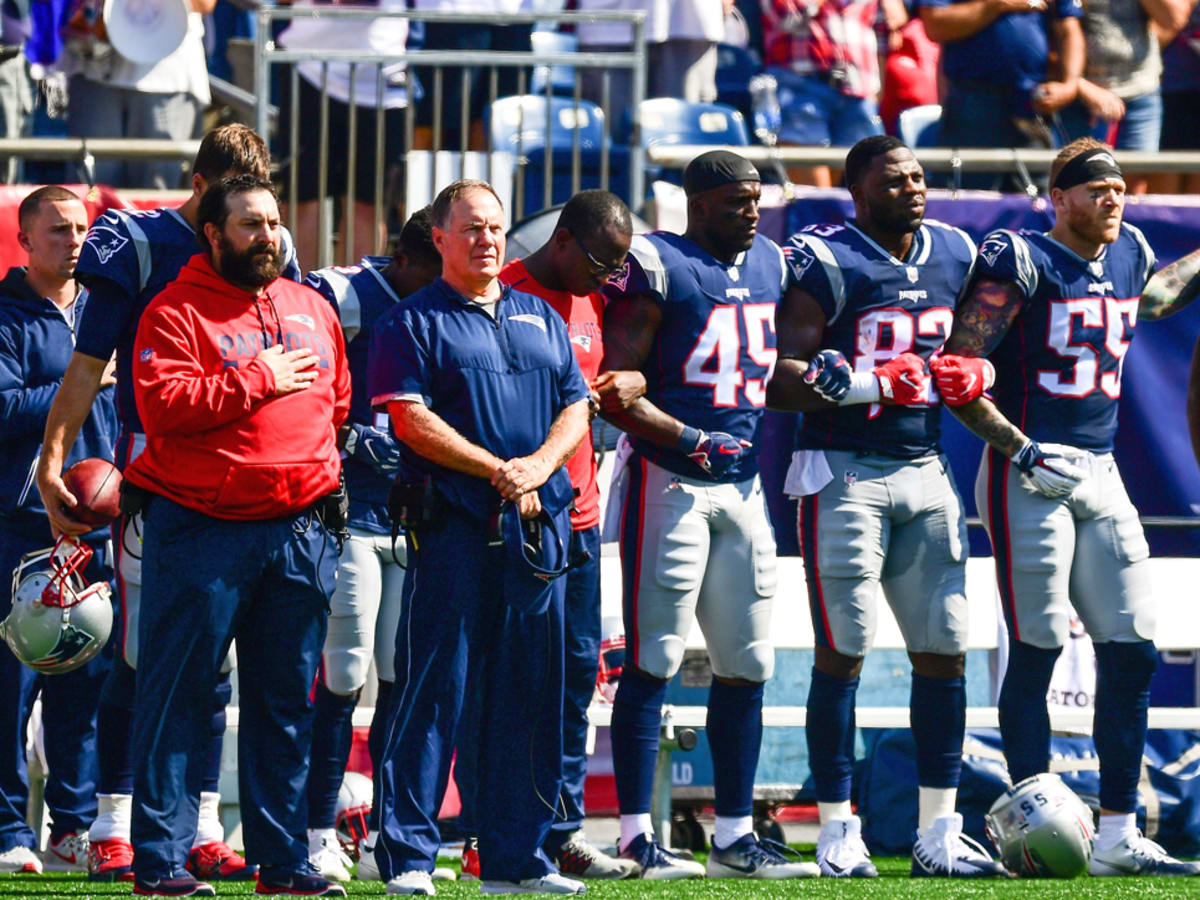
[40,353,107,473]
[947,396,1028,457]
[1054,18,1085,85]
[388,401,503,480]
[600,396,694,448]
[1140,246,1200,320]
[766,358,837,413]
[1190,337,1200,472]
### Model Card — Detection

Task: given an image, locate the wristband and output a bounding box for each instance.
[836,372,882,406]
[676,425,703,453]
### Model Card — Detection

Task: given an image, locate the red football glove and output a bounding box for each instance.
[874,353,928,405]
[930,354,996,406]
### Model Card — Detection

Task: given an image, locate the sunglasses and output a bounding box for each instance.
[570,229,625,279]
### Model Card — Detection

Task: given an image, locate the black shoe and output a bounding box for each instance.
[133,873,216,897]
[256,871,348,896]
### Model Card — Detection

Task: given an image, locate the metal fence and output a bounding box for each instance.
[254,6,648,268]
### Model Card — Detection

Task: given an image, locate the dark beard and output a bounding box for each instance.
[217,235,284,288]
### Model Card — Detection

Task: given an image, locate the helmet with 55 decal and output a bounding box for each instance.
[1,537,112,674]
[985,773,1095,878]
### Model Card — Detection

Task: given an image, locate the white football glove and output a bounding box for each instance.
[1011,440,1090,498]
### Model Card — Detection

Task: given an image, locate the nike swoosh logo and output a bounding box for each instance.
[824,859,846,874]
[53,851,80,864]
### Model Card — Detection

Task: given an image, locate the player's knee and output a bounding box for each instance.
[636,639,687,681]
[323,647,373,696]
[815,646,864,680]
[909,651,965,679]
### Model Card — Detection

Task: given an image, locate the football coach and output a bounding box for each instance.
[368,179,590,896]
[121,174,351,898]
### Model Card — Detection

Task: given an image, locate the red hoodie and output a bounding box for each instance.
[125,253,351,521]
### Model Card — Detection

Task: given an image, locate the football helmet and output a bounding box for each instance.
[1,537,112,674]
[334,771,372,859]
[594,618,625,705]
[985,773,1095,878]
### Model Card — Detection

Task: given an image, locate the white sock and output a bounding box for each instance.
[918,786,957,830]
[713,815,754,849]
[619,814,653,852]
[192,792,225,848]
[1096,812,1137,851]
[88,793,131,842]
[818,800,853,826]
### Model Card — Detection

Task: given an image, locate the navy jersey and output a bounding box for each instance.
[307,256,405,533]
[971,224,1155,451]
[604,232,788,482]
[368,278,590,520]
[74,206,301,434]
[787,220,977,458]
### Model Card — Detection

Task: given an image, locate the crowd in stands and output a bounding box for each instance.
[2,0,1200,197]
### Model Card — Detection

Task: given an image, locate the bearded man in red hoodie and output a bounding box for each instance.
[122,174,352,899]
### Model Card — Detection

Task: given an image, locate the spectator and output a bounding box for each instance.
[919,0,1084,191]
[62,0,216,189]
[878,0,940,137]
[760,0,886,187]
[1059,0,1192,194]
[123,174,351,898]
[0,0,32,183]
[1155,2,1200,193]
[0,185,117,879]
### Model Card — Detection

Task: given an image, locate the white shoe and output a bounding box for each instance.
[816,816,877,877]
[386,869,436,894]
[618,833,704,880]
[431,866,456,881]
[0,845,43,874]
[1090,830,1200,876]
[705,832,820,878]
[308,828,352,882]
[481,872,586,894]
[356,844,380,881]
[911,813,1009,878]
[43,830,89,873]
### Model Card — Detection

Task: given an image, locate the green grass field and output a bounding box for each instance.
[1,852,1193,899]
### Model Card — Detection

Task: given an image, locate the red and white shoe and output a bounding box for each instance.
[0,845,43,874]
[43,831,89,873]
[186,840,258,881]
[88,836,135,882]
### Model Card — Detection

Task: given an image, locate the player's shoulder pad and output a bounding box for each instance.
[923,218,978,261]
[1119,221,1157,284]
[976,228,1038,297]
[608,233,668,301]
[782,228,847,323]
[755,232,789,294]
[306,264,364,343]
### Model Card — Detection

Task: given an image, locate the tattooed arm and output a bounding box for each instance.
[1140,245,1200,321]
[597,292,688,446]
[765,283,835,413]
[941,278,1030,456]
[1190,335,1200,472]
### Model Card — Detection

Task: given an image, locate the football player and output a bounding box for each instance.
[34,125,300,885]
[301,209,441,882]
[600,150,816,879]
[933,137,1200,877]
[767,135,1007,879]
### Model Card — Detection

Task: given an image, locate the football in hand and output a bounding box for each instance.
[61,458,122,527]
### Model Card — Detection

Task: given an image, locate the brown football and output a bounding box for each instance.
[62,458,122,527]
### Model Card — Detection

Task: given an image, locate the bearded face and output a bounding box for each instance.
[215,231,284,288]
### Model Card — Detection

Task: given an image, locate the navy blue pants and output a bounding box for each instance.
[455,525,600,846]
[131,498,335,881]
[377,508,566,883]
[0,520,112,852]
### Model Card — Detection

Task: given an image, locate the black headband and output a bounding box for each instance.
[1052,147,1123,192]
[684,150,760,196]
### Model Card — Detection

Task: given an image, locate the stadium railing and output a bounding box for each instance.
[253,5,649,268]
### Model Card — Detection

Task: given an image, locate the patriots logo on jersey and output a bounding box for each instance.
[784,243,816,281]
[85,226,129,265]
[979,237,1007,267]
[571,334,592,351]
[608,261,631,293]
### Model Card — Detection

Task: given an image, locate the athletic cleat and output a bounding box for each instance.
[911,813,1010,878]
[431,867,457,882]
[43,830,89,872]
[816,816,877,877]
[460,836,480,880]
[1089,831,1200,876]
[0,845,43,873]
[308,829,352,882]
[705,832,820,878]
[481,872,586,894]
[255,871,347,896]
[386,869,435,894]
[132,873,216,897]
[88,835,134,881]
[553,831,639,879]
[186,840,258,881]
[618,833,704,880]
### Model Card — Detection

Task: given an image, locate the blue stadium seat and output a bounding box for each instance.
[628,98,751,149]
[530,30,578,97]
[898,104,942,149]
[715,42,762,126]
